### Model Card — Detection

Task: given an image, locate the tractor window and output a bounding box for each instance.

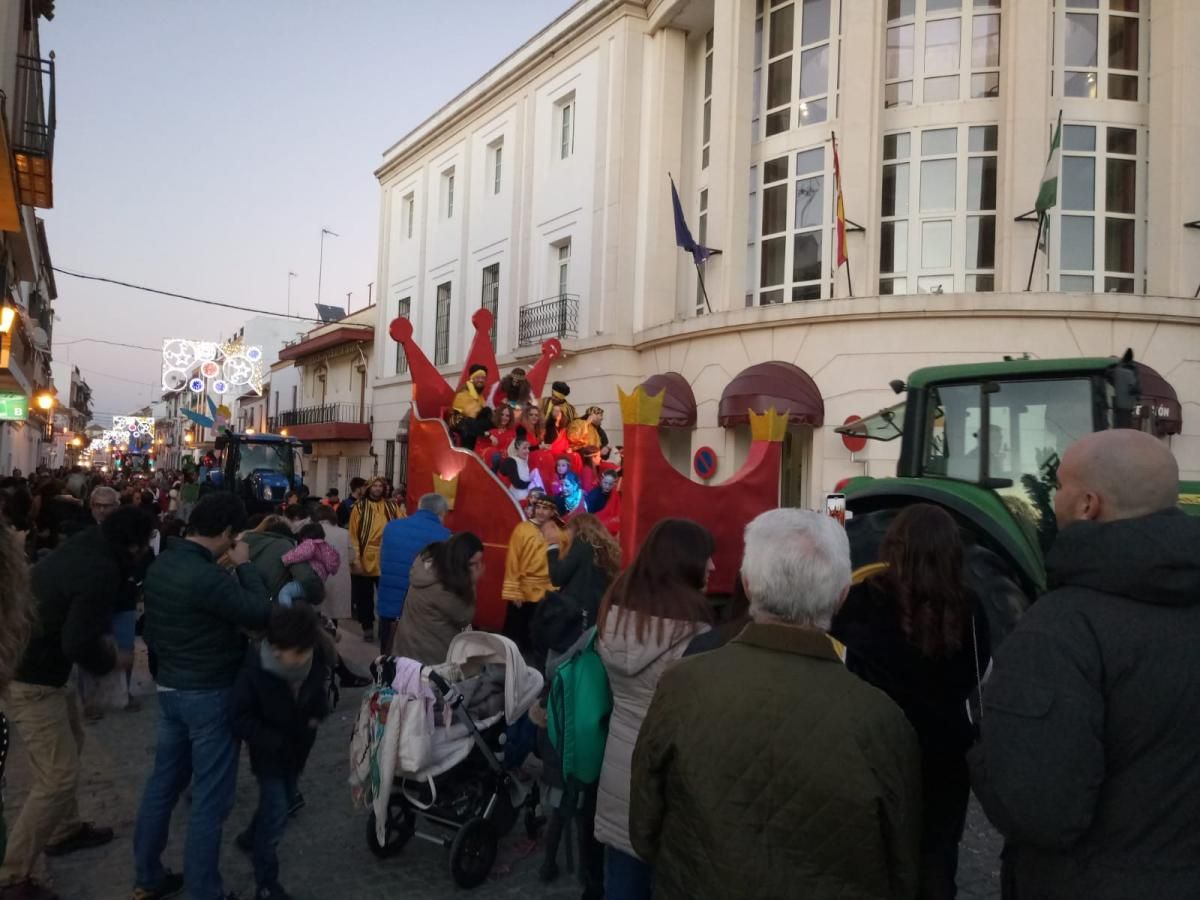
[924,384,982,481]
[237,442,292,480]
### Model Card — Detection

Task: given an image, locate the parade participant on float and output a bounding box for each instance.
[548,456,584,516]
[347,477,402,644]
[542,381,578,441]
[585,470,618,513]
[568,406,607,453]
[497,440,545,504]
[475,404,517,469]
[518,403,546,449]
[451,364,492,448]
[501,492,561,652]
[492,366,532,410]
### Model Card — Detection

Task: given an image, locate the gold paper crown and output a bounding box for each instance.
[433,472,459,510]
[618,386,665,427]
[749,407,789,442]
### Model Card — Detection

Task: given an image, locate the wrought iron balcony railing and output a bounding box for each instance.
[270,402,370,430]
[12,54,55,208]
[518,293,579,347]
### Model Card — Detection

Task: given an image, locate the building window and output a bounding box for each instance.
[1053,123,1144,293]
[757,147,830,304]
[402,192,415,239]
[490,141,503,195]
[442,168,455,219]
[394,296,411,374]
[481,263,500,345]
[434,282,451,366]
[752,4,764,142]
[384,439,396,484]
[696,189,709,314]
[555,241,571,297]
[879,124,998,295]
[1053,0,1146,101]
[885,0,1001,109]
[290,385,297,411]
[557,96,575,160]
[702,30,714,169]
[761,0,834,136]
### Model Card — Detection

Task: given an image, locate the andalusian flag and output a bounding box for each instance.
[833,137,849,268]
[1036,112,1063,216]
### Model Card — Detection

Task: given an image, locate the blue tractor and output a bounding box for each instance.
[209,431,310,514]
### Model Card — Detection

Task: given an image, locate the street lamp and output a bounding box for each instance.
[71,436,81,447]
[185,432,194,444]
[0,305,15,334]
[35,391,54,411]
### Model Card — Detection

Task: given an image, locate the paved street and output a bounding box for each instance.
[6,632,1002,899]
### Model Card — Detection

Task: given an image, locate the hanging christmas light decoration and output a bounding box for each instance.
[161,338,265,397]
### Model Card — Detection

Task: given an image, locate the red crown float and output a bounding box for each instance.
[390,308,786,626]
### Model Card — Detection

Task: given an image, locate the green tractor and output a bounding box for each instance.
[836,351,1199,646]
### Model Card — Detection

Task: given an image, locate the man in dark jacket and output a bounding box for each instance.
[132,493,271,900]
[231,603,330,900]
[242,521,325,605]
[630,509,921,900]
[377,493,450,652]
[0,507,156,896]
[337,477,365,529]
[970,429,1200,900]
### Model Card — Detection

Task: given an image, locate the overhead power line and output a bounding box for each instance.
[55,337,161,352]
[53,267,325,322]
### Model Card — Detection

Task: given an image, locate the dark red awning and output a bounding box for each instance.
[278,326,374,362]
[639,371,697,427]
[1135,362,1182,436]
[718,361,824,428]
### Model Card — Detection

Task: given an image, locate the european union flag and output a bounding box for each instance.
[670,176,715,266]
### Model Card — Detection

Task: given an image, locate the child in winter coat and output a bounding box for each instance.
[232,602,332,900]
[278,523,340,606]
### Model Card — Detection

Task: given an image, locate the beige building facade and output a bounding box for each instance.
[370,0,1200,501]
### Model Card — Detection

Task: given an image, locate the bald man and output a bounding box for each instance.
[970,429,1200,900]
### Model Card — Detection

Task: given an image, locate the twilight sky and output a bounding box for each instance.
[41,0,571,423]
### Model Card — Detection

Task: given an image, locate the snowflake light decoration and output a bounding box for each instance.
[105,416,155,450]
[161,338,265,397]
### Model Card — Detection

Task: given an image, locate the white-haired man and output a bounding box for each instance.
[629,508,921,900]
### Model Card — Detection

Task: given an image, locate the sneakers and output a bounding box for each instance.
[44,822,114,857]
[130,871,184,900]
[0,879,60,900]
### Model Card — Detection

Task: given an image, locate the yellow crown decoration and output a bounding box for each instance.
[749,406,790,442]
[433,472,459,510]
[618,386,666,427]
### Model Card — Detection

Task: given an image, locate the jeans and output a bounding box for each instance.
[277,582,306,607]
[133,689,239,900]
[604,847,652,900]
[377,617,397,655]
[351,575,378,631]
[241,775,296,892]
[0,683,85,884]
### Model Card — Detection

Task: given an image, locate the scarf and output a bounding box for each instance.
[259,641,313,687]
[507,443,532,483]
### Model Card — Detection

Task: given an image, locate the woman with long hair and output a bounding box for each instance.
[832,503,990,900]
[552,513,620,626]
[390,532,485,664]
[476,404,517,468]
[595,518,713,899]
[518,403,545,449]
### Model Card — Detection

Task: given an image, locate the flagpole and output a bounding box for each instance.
[695,262,714,315]
[1025,214,1044,292]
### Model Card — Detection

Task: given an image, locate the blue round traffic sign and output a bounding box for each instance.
[693,446,718,480]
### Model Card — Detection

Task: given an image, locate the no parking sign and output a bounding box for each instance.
[693,446,718,480]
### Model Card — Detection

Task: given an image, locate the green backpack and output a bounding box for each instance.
[547,628,612,785]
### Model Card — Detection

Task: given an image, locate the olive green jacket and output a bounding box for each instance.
[630,622,922,900]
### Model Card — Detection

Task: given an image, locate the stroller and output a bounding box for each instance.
[350,632,544,889]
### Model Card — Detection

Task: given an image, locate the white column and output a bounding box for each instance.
[1147,0,1200,298]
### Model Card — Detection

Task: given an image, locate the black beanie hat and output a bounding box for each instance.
[551,381,570,396]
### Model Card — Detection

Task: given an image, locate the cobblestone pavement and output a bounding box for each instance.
[6,631,1003,899]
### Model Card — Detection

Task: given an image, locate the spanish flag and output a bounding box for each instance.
[833,136,848,268]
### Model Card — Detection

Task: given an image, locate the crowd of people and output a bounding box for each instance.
[0,423,1196,900]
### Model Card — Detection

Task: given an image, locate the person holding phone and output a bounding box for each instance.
[133,493,273,900]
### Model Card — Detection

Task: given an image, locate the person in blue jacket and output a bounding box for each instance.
[377,493,451,653]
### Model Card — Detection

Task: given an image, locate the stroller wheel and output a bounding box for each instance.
[366,801,415,859]
[448,817,497,889]
[488,784,518,837]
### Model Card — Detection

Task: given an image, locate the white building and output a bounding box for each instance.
[370,0,1200,504]
[272,305,376,497]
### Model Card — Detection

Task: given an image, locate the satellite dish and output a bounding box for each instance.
[31,326,49,350]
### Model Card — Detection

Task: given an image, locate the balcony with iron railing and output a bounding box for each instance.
[12,53,55,208]
[268,402,372,442]
[518,293,579,347]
